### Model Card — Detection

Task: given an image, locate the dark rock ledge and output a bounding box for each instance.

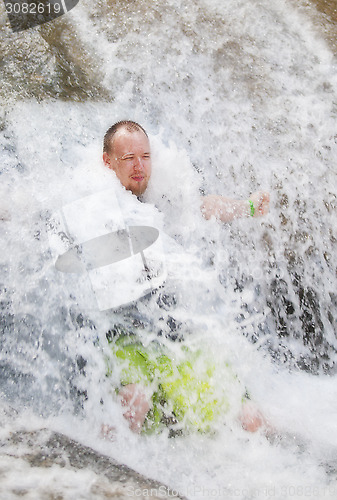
[0,428,187,499]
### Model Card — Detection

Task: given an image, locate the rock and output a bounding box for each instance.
[0,428,186,499]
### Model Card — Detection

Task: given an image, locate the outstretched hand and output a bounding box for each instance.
[201,190,270,223]
[249,191,270,217]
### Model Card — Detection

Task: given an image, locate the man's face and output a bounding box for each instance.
[103,129,152,196]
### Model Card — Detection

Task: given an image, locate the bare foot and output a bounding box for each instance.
[119,384,150,433]
[101,424,116,441]
[239,401,269,433]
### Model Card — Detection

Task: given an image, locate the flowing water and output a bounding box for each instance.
[1,0,337,498]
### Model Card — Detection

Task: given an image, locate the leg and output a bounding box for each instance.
[118,383,150,433]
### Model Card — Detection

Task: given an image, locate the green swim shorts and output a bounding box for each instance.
[105,329,245,434]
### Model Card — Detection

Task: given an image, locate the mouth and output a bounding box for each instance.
[131,175,144,182]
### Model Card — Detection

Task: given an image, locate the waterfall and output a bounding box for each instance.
[1,0,337,498]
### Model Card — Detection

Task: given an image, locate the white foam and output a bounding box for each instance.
[2,0,337,497]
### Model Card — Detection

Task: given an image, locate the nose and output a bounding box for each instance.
[133,157,144,171]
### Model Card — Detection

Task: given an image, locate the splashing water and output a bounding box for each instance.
[1,0,337,498]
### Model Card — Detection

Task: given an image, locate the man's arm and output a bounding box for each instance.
[200,191,270,223]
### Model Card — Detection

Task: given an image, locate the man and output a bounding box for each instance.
[102,120,270,221]
[103,121,151,198]
[102,120,270,435]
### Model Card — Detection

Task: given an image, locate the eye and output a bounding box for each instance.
[121,154,136,162]
[142,154,151,161]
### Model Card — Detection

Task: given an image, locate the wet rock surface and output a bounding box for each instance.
[1,0,336,104]
[296,0,337,53]
[0,428,186,499]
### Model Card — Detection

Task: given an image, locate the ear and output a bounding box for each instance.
[103,152,114,170]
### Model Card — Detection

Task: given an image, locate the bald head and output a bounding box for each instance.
[103,121,148,155]
[103,121,151,197]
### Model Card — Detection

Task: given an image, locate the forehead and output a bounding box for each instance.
[111,129,150,154]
